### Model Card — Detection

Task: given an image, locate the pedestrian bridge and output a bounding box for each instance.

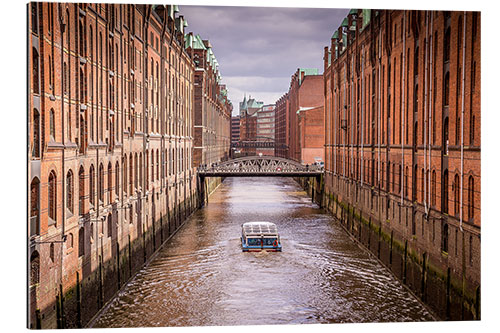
[196,156,324,208]
[197,156,324,177]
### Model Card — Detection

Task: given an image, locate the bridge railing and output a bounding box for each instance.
[197,158,324,175]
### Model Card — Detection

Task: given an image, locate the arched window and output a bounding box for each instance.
[129,155,133,194]
[108,163,113,203]
[30,178,40,237]
[79,115,85,154]
[67,233,74,249]
[79,166,85,215]
[50,109,56,140]
[123,155,127,196]
[107,214,113,238]
[89,165,95,206]
[164,149,168,179]
[443,169,449,213]
[468,176,474,221]
[31,3,38,34]
[66,170,74,214]
[413,164,418,200]
[405,166,409,198]
[32,109,40,158]
[432,171,437,208]
[80,69,85,103]
[454,173,460,217]
[156,150,159,181]
[421,168,425,203]
[98,163,104,204]
[48,171,57,223]
[78,227,85,257]
[134,153,138,191]
[139,153,143,188]
[32,48,39,94]
[169,148,173,176]
[151,151,155,182]
[441,223,449,253]
[444,72,450,107]
[79,20,85,57]
[443,117,449,155]
[145,151,149,189]
[115,161,120,196]
[444,27,451,63]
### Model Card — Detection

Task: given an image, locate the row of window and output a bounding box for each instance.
[29,145,191,236]
[328,14,478,151]
[328,154,476,221]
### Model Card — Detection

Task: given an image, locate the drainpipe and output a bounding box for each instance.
[361,49,364,186]
[59,7,66,326]
[401,11,406,205]
[378,34,381,188]
[460,12,466,232]
[351,54,354,179]
[343,63,346,178]
[428,12,434,213]
[423,11,429,214]
[334,77,337,175]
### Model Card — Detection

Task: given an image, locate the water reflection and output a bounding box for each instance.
[94,177,434,327]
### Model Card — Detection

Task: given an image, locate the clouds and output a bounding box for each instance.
[180,4,349,110]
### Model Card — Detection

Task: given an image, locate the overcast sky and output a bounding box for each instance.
[180,4,349,115]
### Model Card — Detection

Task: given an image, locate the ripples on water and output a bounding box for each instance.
[94,177,434,328]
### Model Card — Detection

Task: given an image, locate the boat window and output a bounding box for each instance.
[263,238,277,246]
[247,238,262,246]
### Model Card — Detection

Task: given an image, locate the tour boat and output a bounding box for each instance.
[241,221,282,252]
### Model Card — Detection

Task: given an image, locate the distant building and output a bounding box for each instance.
[239,96,263,155]
[297,105,325,164]
[186,34,232,167]
[231,115,240,157]
[256,104,276,156]
[275,93,289,158]
[277,68,324,163]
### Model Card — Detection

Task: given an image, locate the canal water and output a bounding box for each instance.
[93,177,434,327]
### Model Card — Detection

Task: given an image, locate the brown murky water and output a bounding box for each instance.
[93,177,434,327]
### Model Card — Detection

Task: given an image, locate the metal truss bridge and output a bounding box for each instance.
[196,156,324,208]
[197,156,323,177]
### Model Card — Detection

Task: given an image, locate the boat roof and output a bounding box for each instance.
[242,222,278,236]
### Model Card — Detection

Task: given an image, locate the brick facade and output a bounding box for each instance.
[278,69,324,163]
[27,3,218,328]
[186,34,231,168]
[323,9,481,318]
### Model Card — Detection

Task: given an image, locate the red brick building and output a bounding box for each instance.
[27,3,217,328]
[186,34,232,168]
[274,93,289,158]
[239,96,263,156]
[323,9,480,319]
[283,68,324,163]
[297,105,325,164]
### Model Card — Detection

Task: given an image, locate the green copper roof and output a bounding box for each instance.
[341,17,348,27]
[349,9,358,15]
[362,9,371,30]
[300,68,319,76]
[192,34,206,50]
[332,30,339,39]
[184,33,193,49]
